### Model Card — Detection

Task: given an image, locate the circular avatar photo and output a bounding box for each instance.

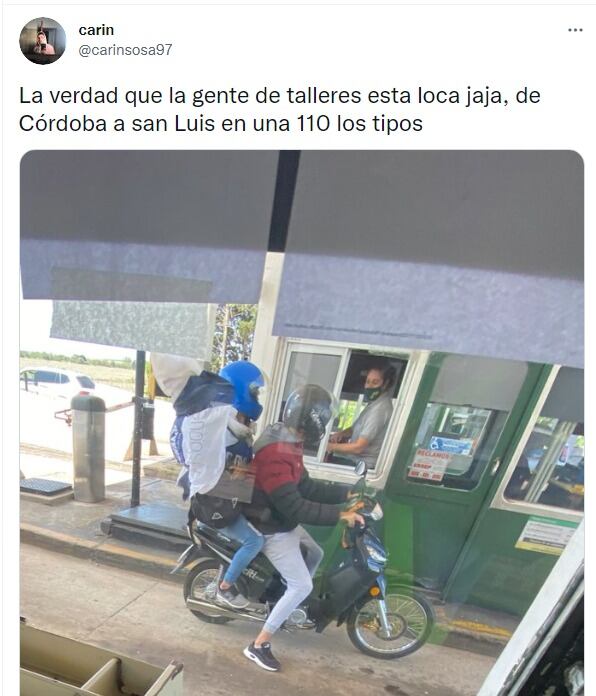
[19,17,66,65]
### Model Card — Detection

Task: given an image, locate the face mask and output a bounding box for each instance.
[363,387,382,403]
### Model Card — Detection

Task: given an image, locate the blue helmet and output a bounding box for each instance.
[219,361,265,421]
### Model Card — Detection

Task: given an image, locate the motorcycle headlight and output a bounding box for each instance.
[364,544,387,564]
[370,503,383,521]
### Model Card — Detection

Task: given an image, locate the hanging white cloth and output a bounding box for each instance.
[150,352,204,403]
[181,403,236,496]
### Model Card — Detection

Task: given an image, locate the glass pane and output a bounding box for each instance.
[405,357,527,490]
[504,367,585,513]
[278,351,341,457]
[34,370,57,383]
[336,398,366,431]
[505,421,584,512]
[406,402,502,488]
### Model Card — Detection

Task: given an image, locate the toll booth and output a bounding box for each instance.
[19,149,584,638]
[250,255,584,620]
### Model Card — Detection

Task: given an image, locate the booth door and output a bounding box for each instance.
[382,353,546,591]
[440,367,584,615]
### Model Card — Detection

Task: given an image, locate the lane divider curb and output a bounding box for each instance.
[20,524,180,578]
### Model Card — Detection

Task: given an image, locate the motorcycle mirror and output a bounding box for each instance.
[354,460,367,478]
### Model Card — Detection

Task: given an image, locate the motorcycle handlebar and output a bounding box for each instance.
[346,494,377,514]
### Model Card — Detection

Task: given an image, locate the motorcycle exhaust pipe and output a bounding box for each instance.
[186,597,267,624]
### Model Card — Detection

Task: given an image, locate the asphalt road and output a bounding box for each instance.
[20,544,496,696]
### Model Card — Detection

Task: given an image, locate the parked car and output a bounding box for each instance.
[19,367,96,401]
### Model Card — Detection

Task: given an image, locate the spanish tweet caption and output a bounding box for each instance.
[18,85,542,134]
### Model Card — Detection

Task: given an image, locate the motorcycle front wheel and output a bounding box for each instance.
[183,557,232,625]
[347,588,434,659]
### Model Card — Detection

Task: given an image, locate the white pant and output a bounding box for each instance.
[262,526,324,633]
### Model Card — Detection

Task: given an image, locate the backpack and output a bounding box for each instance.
[190,492,242,529]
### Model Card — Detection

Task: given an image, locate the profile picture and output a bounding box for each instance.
[19,17,66,64]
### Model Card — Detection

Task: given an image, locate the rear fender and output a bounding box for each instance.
[170,544,205,575]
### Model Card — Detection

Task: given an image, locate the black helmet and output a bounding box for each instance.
[283,384,334,447]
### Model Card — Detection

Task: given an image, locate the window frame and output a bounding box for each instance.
[20,369,38,391]
[265,337,429,489]
[491,365,584,523]
[400,354,530,494]
[273,341,349,462]
[403,402,506,491]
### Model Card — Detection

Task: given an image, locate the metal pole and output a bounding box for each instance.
[131,350,146,507]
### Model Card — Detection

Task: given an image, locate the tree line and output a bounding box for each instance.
[21,303,258,372]
[20,351,134,369]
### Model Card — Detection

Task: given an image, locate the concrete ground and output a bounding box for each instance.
[19,451,520,647]
[21,544,497,696]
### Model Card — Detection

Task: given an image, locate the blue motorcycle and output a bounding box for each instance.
[173,463,434,659]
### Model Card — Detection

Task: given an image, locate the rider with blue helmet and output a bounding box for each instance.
[219,360,265,422]
[166,358,267,610]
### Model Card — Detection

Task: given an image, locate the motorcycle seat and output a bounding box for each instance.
[196,521,244,551]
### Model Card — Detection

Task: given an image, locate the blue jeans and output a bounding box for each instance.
[219,515,264,585]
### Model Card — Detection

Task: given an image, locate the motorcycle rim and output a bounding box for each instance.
[347,590,434,659]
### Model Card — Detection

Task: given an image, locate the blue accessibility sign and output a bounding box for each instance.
[429,436,474,455]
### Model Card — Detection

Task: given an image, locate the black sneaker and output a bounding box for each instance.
[243,642,281,672]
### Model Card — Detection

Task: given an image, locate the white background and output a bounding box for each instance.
[2,4,594,693]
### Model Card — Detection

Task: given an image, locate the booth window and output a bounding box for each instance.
[504,368,584,513]
[325,351,406,470]
[405,355,528,490]
[277,350,342,458]
[276,345,406,469]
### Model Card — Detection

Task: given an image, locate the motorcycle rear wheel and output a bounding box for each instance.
[183,557,232,625]
[347,588,434,659]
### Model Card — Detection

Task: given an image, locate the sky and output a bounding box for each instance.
[20,299,136,360]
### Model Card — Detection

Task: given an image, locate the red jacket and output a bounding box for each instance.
[247,424,347,534]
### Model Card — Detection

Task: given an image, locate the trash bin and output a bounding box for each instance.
[71,394,106,503]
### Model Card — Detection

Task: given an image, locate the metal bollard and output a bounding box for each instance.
[71,394,106,503]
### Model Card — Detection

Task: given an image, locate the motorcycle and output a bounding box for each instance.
[172,462,434,659]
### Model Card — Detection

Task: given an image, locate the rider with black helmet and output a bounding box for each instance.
[243,384,364,673]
